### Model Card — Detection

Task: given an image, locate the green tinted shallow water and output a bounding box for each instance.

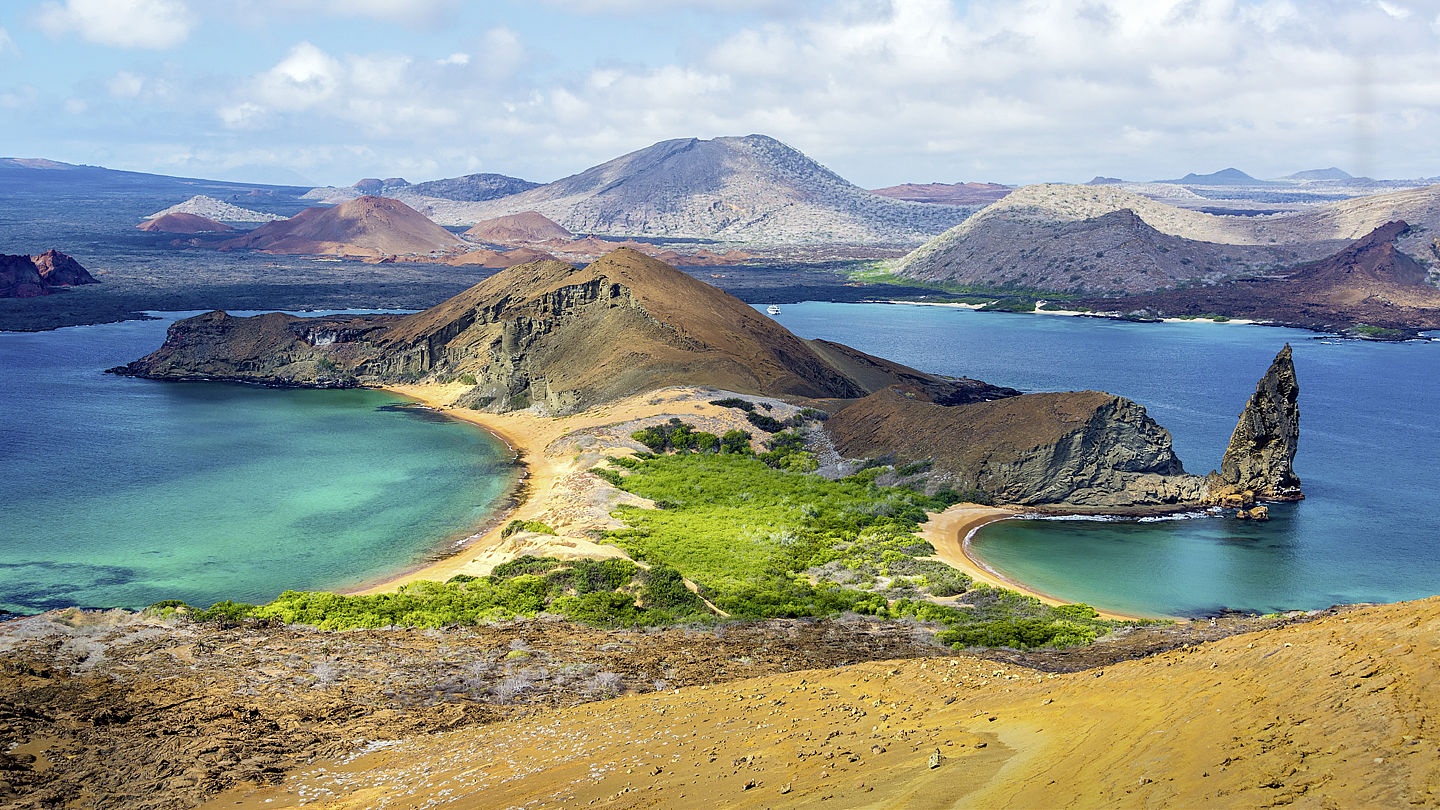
[0,314,516,613]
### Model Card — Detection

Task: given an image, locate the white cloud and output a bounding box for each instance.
[63,98,87,114]
[1373,1,1411,19]
[200,0,1440,185]
[34,0,195,49]
[107,71,145,98]
[226,0,457,28]
[537,0,794,11]
[253,41,342,110]
[0,25,17,56]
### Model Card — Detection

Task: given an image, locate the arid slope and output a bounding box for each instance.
[210,596,1440,809]
[398,135,975,243]
[217,196,463,258]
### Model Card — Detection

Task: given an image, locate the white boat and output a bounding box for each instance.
[766,304,781,315]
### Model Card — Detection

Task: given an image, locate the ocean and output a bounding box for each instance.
[4,300,1435,618]
[769,301,1440,617]
[0,313,516,614]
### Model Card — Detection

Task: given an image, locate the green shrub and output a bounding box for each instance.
[745,412,786,432]
[458,373,478,386]
[709,397,755,412]
[501,520,555,539]
[592,468,624,486]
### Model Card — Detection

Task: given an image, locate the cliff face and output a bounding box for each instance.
[826,388,1205,508]
[826,344,1305,510]
[114,249,1001,414]
[1206,345,1303,501]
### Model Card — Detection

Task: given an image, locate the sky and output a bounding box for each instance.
[1,0,1438,188]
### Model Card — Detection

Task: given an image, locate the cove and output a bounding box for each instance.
[0,313,516,614]
[769,302,1440,616]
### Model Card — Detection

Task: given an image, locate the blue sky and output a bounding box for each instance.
[2,0,1438,187]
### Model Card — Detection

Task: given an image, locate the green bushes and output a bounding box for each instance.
[501,520,555,538]
[631,418,754,454]
[709,397,755,412]
[603,451,1122,648]
[159,555,715,631]
[745,412,786,432]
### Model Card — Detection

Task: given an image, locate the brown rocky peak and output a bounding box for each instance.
[1208,345,1302,501]
[463,211,573,243]
[30,250,97,286]
[1294,220,1428,287]
[137,212,235,234]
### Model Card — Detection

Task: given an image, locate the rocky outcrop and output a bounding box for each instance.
[464,211,573,243]
[1205,345,1303,502]
[137,212,234,234]
[30,250,97,286]
[827,344,1306,511]
[1,251,97,297]
[826,388,1205,508]
[144,195,283,223]
[113,249,998,414]
[216,196,463,258]
[0,255,50,298]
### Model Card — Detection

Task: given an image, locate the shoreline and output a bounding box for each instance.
[353,384,1165,622]
[921,504,1160,622]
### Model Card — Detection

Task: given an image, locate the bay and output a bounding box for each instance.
[0,313,516,614]
[768,302,1440,616]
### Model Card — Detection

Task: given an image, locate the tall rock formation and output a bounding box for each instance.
[1207,345,1303,502]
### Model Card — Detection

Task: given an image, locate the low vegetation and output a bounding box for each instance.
[149,556,707,630]
[153,420,1127,650]
[601,429,1120,648]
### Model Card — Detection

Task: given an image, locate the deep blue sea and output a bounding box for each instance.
[769,302,1440,617]
[0,313,515,614]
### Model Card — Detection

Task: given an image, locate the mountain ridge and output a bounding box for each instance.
[389,135,976,243]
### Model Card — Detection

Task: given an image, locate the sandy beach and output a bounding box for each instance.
[352,384,798,594]
[921,504,1152,621]
[355,384,1157,621]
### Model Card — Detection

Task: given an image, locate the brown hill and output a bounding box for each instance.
[217,196,462,258]
[1079,221,1440,333]
[0,254,50,298]
[114,249,1010,414]
[1,250,97,297]
[870,181,1013,205]
[443,247,560,268]
[136,212,234,234]
[463,211,573,243]
[827,387,1204,508]
[207,596,1440,809]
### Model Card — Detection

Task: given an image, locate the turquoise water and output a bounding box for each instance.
[0,314,516,614]
[769,302,1440,616]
